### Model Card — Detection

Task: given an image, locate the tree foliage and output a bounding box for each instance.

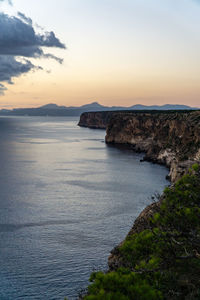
[83,166,200,300]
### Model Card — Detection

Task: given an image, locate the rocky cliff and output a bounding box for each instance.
[78,110,160,129]
[78,110,200,299]
[105,111,200,182]
[79,110,200,182]
[78,111,113,129]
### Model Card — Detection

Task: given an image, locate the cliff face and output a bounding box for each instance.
[78,110,157,129]
[78,111,113,129]
[106,111,200,182]
[78,111,200,299]
[79,110,200,181]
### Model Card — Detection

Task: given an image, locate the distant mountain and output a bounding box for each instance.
[39,103,67,110]
[0,102,198,117]
[80,102,105,110]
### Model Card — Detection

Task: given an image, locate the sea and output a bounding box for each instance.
[0,116,168,299]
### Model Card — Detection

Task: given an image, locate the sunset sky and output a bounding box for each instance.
[0,0,200,108]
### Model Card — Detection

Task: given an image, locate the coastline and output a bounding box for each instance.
[78,110,200,299]
[79,110,200,182]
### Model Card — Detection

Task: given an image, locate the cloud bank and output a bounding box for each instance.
[0,8,66,94]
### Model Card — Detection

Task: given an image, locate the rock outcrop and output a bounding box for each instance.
[105,111,200,182]
[79,110,200,182]
[78,111,113,129]
[104,111,200,270]
[78,110,156,129]
[78,110,200,299]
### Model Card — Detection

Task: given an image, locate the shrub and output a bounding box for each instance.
[83,171,200,299]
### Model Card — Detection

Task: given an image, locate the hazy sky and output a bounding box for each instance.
[0,0,200,108]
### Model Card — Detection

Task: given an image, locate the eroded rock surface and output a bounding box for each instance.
[78,111,113,129]
[79,110,200,181]
[105,111,200,182]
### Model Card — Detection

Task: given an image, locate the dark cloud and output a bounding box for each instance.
[0,55,39,83]
[17,12,32,25]
[0,0,12,5]
[0,13,65,56]
[0,11,66,94]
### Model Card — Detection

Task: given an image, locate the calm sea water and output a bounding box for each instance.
[0,116,168,300]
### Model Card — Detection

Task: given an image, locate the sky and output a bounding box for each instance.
[0,0,200,108]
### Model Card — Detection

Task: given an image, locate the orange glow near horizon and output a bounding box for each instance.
[1,69,200,109]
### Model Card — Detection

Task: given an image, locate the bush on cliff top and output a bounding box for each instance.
[83,166,200,300]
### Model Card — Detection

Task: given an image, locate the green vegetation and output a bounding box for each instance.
[192,163,200,172]
[83,166,200,300]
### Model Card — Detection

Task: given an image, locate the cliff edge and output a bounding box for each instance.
[105,111,200,182]
[79,110,200,182]
[77,110,200,300]
[78,111,113,129]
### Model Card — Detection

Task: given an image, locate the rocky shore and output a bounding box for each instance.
[79,110,200,182]
[78,110,200,299]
